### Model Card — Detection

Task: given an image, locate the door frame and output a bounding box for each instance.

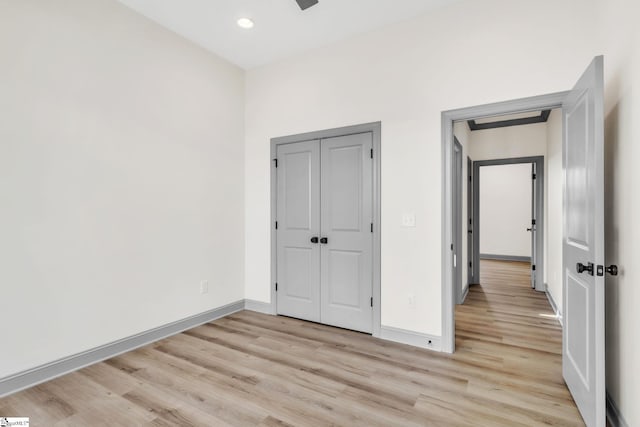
[270,122,382,337]
[471,156,545,293]
[452,137,463,304]
[441,92,568,353]
[467,156,474,287]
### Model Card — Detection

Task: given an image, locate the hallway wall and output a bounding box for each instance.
[479,164,532,258]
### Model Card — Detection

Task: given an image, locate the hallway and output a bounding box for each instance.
[454,259,583,425]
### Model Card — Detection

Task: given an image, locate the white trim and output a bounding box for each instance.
[460,285,469,304]
[379,325,441,352]
[545,287,563,326]
[244,299,275,315]
[607,391,629,427]
[479,254,532,263]
[0,300,244,398]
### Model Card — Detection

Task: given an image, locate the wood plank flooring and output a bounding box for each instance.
[0,260,583,426]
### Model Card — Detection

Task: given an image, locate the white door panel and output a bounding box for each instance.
[276,133,374,333]
[276,140,321,322]
[562,56,605,427]
[320,133,373,333]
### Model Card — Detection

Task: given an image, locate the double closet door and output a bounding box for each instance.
[276,132,373,333]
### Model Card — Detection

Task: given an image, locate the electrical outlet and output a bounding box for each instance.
[200,280,209,294]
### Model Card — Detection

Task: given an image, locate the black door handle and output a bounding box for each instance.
[320,237,328,244]
[310,237,319,244]
[606,265,618,276]
[576,262,594,276]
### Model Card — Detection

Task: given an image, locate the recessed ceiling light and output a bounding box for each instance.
[237,18,254,29]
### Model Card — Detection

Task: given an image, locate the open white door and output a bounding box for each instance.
[562,56,605,427]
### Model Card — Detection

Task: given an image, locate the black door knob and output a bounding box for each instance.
[606,265,618,276]
[576,262,594,276]
[310,237,319,244]
[320,237,328,244]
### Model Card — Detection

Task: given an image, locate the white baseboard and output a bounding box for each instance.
[379,325,441,352]
[479,253,531,262]
[0,300,245,398]
[607,391,629,427]
[545,287,563,326]
[461,285,469,304]
[244,299,275,315]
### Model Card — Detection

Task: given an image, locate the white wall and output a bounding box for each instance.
[244,0,597,336]
[545,109,563,313]
[467,122,547,263]
[479,164,532,258]
[468,122,548,161]
[597,0,640,424]
[453,122,471,296]
[0,0,245,378]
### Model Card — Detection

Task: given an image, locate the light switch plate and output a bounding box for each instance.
[402,213,416,227]
[200,280,209,294]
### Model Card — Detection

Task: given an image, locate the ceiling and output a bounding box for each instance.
[117,0,461,69]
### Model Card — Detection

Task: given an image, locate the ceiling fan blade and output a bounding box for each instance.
[295,0,319,11]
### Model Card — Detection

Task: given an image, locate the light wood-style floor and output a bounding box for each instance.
[0,260,583,426]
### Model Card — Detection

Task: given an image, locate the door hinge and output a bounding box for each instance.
[371,223,374,233]
[370,297,373,307]
[275,282,278,292]
[532,173,537,179]
[532,219,536,225]
[275,221,278,230]
[469,175,472,182]
[273,158,278,168]
[451,243,454,251]
[532,265,536,271]
[469,262,472,268]
[370,149,373,159]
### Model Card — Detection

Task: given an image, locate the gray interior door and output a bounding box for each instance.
[320,133,373,333]
[562,56,605,427]
[276,140,321,322]
[530,162,538,289]
[467,157,473,287]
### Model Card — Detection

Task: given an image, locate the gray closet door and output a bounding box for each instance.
[319,133,373,333]
[276,140,321,322]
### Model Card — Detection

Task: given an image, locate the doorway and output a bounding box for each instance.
[441,92,568,353]
[472,156,545,292]
[270,122,382,336]
[442,56,607,427]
